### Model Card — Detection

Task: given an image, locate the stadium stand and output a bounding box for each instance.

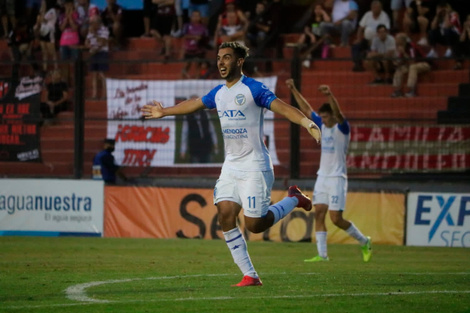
[0,0,469,180]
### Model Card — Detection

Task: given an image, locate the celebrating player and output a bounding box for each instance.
[142,42,321,286]
[285,79,372,263]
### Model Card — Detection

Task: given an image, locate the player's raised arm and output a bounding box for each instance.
[285,78,314,118]
[270,98,321,144]
[141,97,206,119]
[318,85,345,124]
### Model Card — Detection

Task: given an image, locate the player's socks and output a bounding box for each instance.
[267,196,298,225]
[345,222,368,246]
[223,227,258,279]
[315,231,328,258]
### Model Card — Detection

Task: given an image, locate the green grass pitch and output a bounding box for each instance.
[1,237,469,313]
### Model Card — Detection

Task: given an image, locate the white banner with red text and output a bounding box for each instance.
[348,125,470,172]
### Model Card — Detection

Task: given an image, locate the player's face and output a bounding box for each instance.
[320,112,335,127]
[217,48,241,81]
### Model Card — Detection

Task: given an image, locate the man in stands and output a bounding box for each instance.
[101,0,123,49]
[321,0,359,47]
[391,33,431,98]
[365,24,396,84]
[351,0,391,71]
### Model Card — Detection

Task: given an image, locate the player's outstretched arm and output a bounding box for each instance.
[141,98,206,119]
[285,78,314,118]
[270,98,321,143]
[318,85,345,123]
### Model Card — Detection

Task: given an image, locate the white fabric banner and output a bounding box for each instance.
[0,179,104,236]
[106,77,279,167]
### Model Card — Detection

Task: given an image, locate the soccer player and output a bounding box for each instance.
[141,42,321,287]
[285,79,372,263]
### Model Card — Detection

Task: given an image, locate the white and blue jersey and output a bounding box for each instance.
[202,75,276,172]
[311,112,350,178]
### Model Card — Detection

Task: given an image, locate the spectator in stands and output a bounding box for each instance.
[214,10,246,46]
[391,33,431,98]
[365,24,396,84]
[351,0,390,72]
[58,0,81,62]
[213,0,248,47]
[263,0,283,58]
[390,0,412,32]
[85,15,109,99]
[246,1,272,53]
[172,0,184,37]
[33,0,58,72]
[40,69,69,120]
[25,0,42,28]
[403,0,433,46]
[197,60,215,78]
[150,0,176,60]
[141,0,156,37]
[180,106,218,163]
[453,14,470,70]
[297,3,331,68]
[189,0,209,25]
[92,138,127,184]
[426,1,460,58]
[0,0,16,38]
[101,0,123,49]
[181,10,209,79]
[76,0,100,41]
[8,19,35,64]
[321,0,359,47]
[7,20,40,83]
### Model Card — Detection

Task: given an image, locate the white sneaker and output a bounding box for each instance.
[444,48,452,58]
[302,59,311,68]
[426,49,438,58]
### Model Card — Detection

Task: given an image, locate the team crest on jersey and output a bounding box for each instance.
[234,94,246,106]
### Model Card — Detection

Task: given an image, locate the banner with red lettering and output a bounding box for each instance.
[348,125,470,172]
[106,78,279,167]
[0,77,41,162]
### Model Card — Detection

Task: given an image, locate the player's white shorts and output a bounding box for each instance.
[214,167,274,218]
[313,176,347,211]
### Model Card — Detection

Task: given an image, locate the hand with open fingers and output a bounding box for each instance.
[318,85,331,96]
[141,101,164,119]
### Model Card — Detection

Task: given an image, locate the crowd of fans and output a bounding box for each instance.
[1,0,469,100]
